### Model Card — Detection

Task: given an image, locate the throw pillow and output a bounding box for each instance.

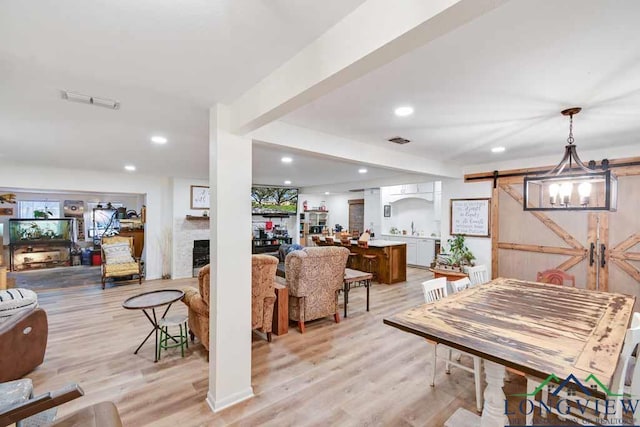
[102,242,135,265]
[286,244,303,254]
[0,288,38,319]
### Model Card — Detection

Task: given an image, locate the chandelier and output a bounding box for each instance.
[523,108,617,211]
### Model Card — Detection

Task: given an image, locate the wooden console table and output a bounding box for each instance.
[272,282,288,336]
[429,267,468,282]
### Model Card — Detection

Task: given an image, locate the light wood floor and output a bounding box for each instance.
[30,268,553,426]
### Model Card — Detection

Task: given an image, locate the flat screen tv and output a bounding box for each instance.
[251,186,298,215]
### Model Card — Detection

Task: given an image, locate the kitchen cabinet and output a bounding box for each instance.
[416,238,435,267]
[406,241,417,265]
[381,234,435,267]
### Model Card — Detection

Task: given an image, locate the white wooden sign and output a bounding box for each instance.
[450,198,491,237]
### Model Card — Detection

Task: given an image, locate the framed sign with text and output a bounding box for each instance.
[450,198,491,237]
[190,185,210,209]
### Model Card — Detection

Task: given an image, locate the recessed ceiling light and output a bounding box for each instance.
[394,106,414,117]
[124,165,136,172]
[324,192,330,195]
[491,146,506,153]
[284,180,292,185]
[281,156,293,163]
[151,136,168,144]
[358,168,368,174]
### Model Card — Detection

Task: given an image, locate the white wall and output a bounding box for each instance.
[440,179,492,278]
[380,183,440,236]
[0,163,172,279]
[363,188,381,236]
[384,198,435,236]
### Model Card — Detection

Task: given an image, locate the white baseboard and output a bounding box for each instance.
[206,387,254,413]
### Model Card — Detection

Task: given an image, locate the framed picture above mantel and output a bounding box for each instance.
[190,185,210,210]
[450,198,491,237]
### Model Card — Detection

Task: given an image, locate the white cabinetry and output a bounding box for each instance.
[381,235,435,267]
[406,239,417,265]
[416,238,435,267]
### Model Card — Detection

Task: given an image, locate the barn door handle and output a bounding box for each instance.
[589,243,595,267]
[600,244,606,268]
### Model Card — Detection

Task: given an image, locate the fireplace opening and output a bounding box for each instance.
[193,240,210,277]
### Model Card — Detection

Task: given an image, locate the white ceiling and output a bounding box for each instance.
[0,0,365,178]
[3,0,640,185]
[252,142,427,191]
[283,0,640,166]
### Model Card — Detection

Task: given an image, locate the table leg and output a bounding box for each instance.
[366,279,370,311]
[482,361,509,427]
[135,309,157,355]
[344,282,350,318]
[152,308,159,363]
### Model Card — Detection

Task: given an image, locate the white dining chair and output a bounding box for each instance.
[466,265,489,287]
[421,277,483,413]
[526,312,640,426]
[450,277,471,294]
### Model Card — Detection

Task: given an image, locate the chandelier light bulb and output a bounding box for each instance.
[578,182,592,206]
[548,183,560,205]
[560,182,573,206]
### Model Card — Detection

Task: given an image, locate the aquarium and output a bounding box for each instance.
[9,219,73,243]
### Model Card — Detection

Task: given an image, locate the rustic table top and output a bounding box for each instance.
[384,277,635,386]
[122,289,184,310]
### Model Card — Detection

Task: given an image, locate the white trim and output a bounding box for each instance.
[206,388,254,413]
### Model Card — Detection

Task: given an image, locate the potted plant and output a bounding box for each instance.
[446,235,475,271]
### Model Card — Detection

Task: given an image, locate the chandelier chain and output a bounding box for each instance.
[567,113,575,144]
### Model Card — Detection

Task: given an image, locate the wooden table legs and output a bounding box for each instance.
[272,283,288,336]
[444,360,509,427]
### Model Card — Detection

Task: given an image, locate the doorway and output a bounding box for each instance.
[349,199,364,235]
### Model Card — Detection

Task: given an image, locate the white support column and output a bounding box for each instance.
[207,104,254,411]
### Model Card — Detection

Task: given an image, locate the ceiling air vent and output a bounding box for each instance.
[388,136,410,144]
[61,90,120,110]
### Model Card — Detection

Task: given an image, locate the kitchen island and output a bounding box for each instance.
[318,238,406,284]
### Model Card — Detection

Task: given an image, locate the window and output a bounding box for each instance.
[18,200,61,218]
[87,202,124,239]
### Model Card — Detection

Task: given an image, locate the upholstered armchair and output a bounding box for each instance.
[0,307,48,383]
[286,246,349,333]
[101,235,143,289]
[182,264,210,351]
[252,255,277,342]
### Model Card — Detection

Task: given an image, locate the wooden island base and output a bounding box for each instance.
[337,243,405,284]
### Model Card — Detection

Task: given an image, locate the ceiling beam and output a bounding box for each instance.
[250,121,461,178]
[230,0,510,134]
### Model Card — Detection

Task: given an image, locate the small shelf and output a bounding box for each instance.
[251,213,295,218]
[186,215,210,221]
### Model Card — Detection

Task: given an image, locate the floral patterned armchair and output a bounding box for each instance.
[182,265,210,350]
[285,246,349,333]
[252,255,277,342]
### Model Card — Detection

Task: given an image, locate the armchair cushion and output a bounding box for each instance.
[0,289,38,319]
[102,242,135,265]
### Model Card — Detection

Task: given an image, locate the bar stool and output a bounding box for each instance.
[326,236,335,245]
[311,235,320,246]
[357,240,378,282]
[158,314,188,360]
[341,238,358,269]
